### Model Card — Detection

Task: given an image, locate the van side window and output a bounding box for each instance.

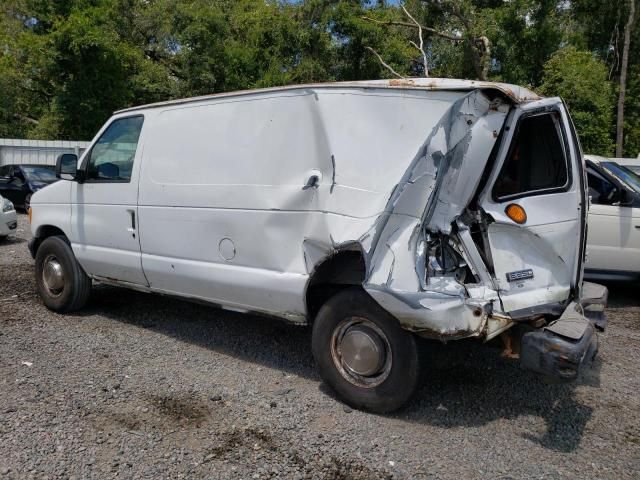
[86,116,144,183]
[493,113,569,200]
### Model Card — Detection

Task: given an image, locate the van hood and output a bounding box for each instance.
[31,178,70,205]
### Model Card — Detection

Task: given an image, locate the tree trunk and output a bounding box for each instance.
[470,36,490,81]
[616,0,636,157]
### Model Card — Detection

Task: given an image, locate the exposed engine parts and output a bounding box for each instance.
[425,233,469,284]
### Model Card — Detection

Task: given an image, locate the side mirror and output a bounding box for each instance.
[56,153,78,180]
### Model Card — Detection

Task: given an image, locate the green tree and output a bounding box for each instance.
[540,47,614,155]
[490,0,568,86]
[0,0,636,154]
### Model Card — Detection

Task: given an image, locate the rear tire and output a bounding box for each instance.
[312,288,421,413]
[35,236,91,312]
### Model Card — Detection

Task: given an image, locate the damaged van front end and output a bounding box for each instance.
[357,85,606,384]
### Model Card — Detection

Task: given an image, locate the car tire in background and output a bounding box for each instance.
[311,288,421,413]
[24,194,32,212]
[35,235,91,312]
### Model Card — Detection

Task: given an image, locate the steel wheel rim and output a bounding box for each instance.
[330,316,392,388]
[42,254,64,297]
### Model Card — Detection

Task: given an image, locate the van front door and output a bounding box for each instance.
[70,115,148,286]
[479,99,585,317]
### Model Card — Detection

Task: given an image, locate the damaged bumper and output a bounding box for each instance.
[520,285,607,383]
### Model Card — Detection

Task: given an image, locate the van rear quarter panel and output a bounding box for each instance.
[136,88,465,318]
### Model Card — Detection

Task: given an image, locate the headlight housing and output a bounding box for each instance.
[1,197,14,213]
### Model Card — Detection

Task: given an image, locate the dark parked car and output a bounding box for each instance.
[0,164,58,211]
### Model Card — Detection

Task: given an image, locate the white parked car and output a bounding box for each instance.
[585,155,640,280]
[0,195,17,239]
[28,79,607,411]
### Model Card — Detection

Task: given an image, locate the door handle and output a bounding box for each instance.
[126,209,136,238]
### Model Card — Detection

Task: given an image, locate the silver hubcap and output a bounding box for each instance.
[42,255,64,296]
[331,317,392,388]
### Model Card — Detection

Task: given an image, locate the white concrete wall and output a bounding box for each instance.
[0,138,90,166]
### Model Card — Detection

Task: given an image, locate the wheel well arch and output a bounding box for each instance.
[305,248,367,323]
[30,225,68,257]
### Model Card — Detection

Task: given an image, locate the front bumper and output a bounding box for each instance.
[520,283,607,383]
[579,281,608,331]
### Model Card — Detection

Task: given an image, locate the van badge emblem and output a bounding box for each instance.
[506,269,534,282]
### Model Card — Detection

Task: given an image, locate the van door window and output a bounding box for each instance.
[493,113,569,200]
[86,116,144,183]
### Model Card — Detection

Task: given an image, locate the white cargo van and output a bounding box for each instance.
[29,78,607,412]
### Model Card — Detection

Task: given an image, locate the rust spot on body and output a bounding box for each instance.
[389,79,417,87]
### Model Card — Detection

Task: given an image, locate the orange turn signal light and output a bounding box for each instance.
[28,207,32,224]
[505,203,527,224]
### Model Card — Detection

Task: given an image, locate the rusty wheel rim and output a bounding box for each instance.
[330,316,392,388]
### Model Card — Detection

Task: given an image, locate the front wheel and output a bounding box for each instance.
[35,236,91,312]
[312,288,421,413]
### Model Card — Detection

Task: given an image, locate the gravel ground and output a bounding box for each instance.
[0,213,639,479]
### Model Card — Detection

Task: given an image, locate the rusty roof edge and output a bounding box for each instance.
[114,78,541,115]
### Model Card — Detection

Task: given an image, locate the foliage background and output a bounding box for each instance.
[0,0,638,156]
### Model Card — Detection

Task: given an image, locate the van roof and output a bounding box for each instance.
[115,78,541,114]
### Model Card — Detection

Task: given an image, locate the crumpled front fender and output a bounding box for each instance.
[362,90,510,338]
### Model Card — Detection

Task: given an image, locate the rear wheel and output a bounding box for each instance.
[312,288,421,413]
[35,236,91,312]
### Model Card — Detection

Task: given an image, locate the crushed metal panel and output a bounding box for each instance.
[361,89,509,338]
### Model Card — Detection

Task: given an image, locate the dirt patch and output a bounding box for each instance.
[146,394,210,425]
[202,426,387,479]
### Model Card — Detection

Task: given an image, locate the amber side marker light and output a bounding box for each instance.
[28,207,32,224]
[505,203,527,224]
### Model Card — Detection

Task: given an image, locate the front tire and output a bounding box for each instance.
[35,236,91,312]
[312,288,421,413]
